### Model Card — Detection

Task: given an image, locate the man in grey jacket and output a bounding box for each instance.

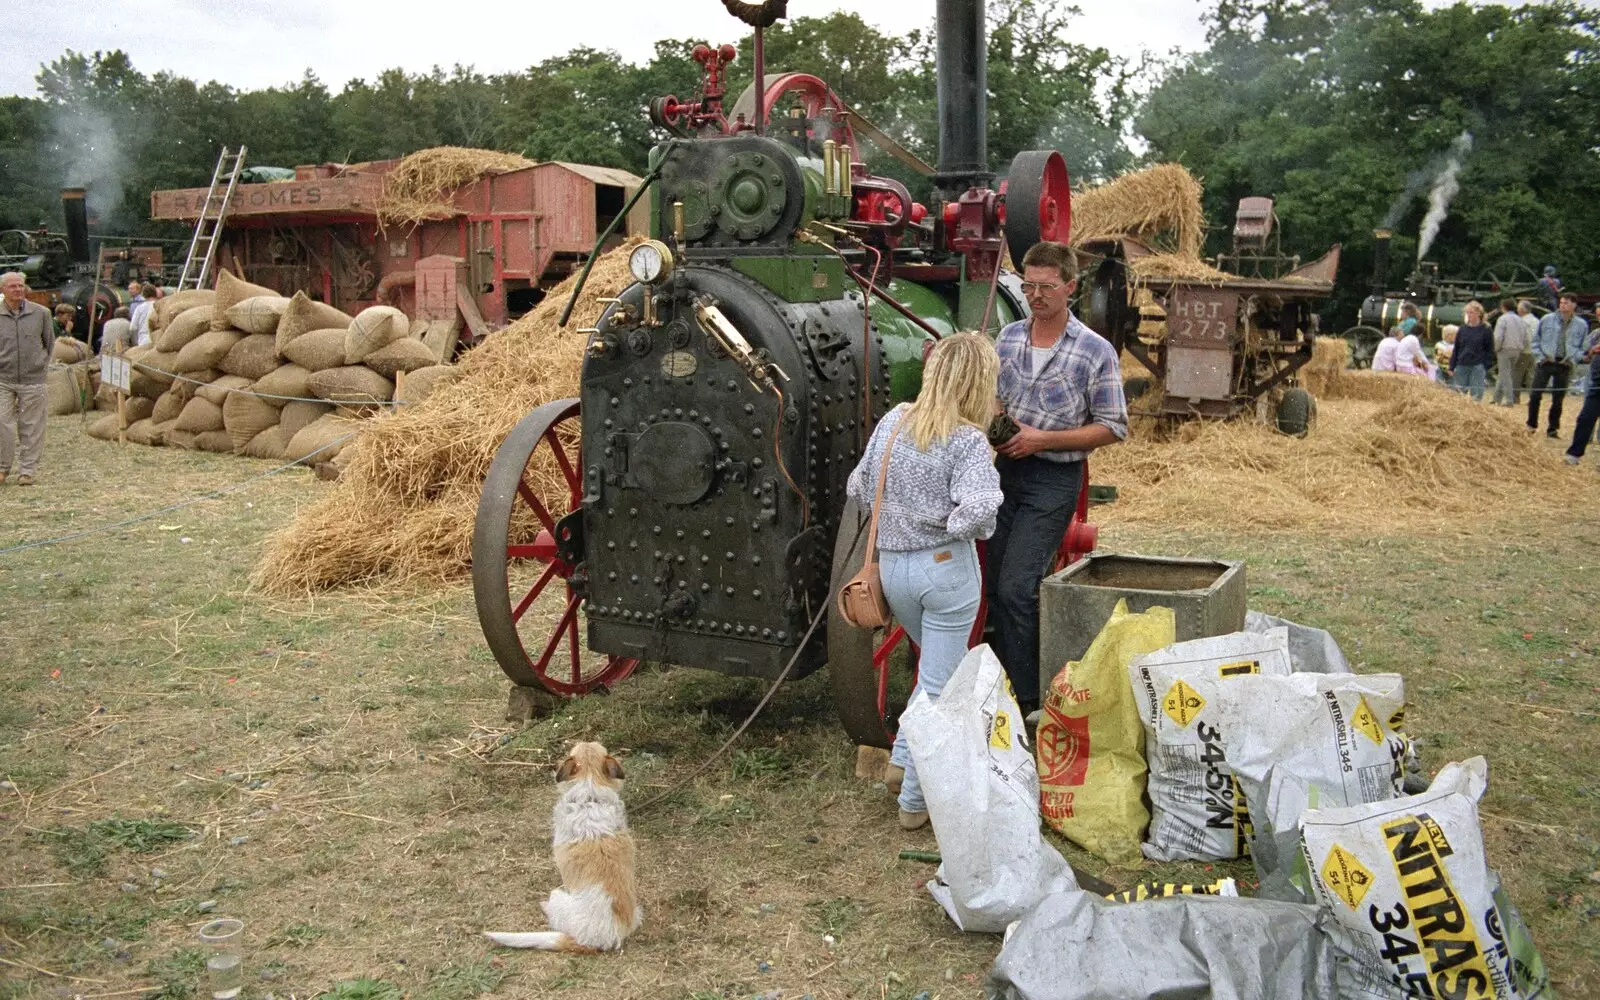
[1492,297,1530,405]
[1,271,56,485]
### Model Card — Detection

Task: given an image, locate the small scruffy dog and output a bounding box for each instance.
[484,741,642,952]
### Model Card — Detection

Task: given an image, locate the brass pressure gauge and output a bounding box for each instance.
[628,239,675,285]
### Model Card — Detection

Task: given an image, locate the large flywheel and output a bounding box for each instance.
[472,400,640,695]
[1003,150,1072,266]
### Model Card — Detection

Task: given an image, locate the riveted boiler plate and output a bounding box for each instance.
[632,421,716,505]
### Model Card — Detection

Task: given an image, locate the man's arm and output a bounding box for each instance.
[997,422,1118,458]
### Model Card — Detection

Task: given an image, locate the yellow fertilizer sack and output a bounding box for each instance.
[1036,599,1175,865]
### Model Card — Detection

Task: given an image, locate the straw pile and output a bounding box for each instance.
[1300,337,1350,398]
[1071,163,1206,256]
[252,239,641,592]
[1094,373,1600,533]
[377,147,536,227]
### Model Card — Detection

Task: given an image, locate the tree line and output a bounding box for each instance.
[1,0,1594,323]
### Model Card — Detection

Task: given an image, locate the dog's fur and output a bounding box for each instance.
[484,742,642,953]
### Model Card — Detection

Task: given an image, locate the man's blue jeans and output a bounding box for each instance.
[883,540,981,813]
[985,456,1084,708]
[1452,363,1487,401]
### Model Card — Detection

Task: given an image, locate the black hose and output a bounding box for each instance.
[558,164,664,328]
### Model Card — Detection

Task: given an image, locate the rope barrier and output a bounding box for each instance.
[0,434,356,557]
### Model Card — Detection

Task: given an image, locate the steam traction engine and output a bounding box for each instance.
[471,0,1094,746]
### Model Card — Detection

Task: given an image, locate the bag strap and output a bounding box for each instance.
[862,415,907,565]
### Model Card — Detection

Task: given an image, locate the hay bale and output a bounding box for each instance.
[151,389,185,425]
[218,334,281,380]
[154,306,213,353]
[254,238,637,591]
[195,430,235,453]
[377,146,535,227]
[195,375,253,407]
[124,418,167,447]
[166,428,197,450]
[279,399,333,440]
[364,337,438,379]
[282,328,348,371]
[223,391,280,450]
[87,413,120,441]
[283,413,356,466]
[1301,337,1350,399]
[52,337,91,364]
[211,271,277,331]
[252,364,312,404]
[46,367,92,415]
[225,295,291,335]
[307,366,394,405]
[241,426,290,460]
[151,289,215,332]
[1070,163,1206,256]
[277,292,353,353]
[345,306,409,363]
[175,330,244,374]
[397,364,455,406]
[173,397,225,433]
[124,396,156,423]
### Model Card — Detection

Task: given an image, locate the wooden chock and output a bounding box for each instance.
[854,744,891,782]
[505,684,562,723]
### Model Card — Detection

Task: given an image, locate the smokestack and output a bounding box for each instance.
[61,188,90,265]
[1371,228,1391,297]
[935,0,989,194]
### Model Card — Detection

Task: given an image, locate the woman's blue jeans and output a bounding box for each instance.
[883,539,982,813]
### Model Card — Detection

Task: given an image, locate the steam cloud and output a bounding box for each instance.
[50,104,127,223]
[1415,131,1473,262]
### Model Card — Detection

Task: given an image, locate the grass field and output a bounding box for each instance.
[2,414,1597,1000]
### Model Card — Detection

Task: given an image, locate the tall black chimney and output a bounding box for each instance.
[1370,228,1391,297]
[935,0,989,194]
[61,188,90,265]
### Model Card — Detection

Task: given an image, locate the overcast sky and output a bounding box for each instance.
[6,0,1208,98]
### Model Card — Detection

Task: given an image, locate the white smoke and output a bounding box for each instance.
[50,104,127,222]
[1416,131,1473,261]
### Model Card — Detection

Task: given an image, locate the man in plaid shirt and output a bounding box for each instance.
[987,241,1128,711]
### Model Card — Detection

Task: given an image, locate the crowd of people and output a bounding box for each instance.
[1371,291,1597,467]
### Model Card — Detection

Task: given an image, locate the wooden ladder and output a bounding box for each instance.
[176,146,247,291]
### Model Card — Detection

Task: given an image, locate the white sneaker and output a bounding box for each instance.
[1565,454,1581,466]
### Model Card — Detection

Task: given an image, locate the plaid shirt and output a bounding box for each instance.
[996,313,1127,463]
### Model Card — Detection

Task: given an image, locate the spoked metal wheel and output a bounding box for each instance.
[472,399,640,696]
[827,499,987,748]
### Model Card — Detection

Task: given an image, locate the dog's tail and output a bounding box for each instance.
[482,931,599,953]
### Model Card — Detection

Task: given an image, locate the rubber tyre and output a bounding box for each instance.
[1276,387,1317,438]
[1123,375,1152,402]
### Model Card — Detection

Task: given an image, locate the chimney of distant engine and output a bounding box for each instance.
[60,188,90,265]
[1370,228,1392,297]
[935,0,989,195]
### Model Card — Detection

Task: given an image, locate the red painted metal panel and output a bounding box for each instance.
[500,219,532,277]
[151,175,383,220]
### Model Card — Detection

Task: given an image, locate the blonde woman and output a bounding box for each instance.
[1451,301,1494,400]
[845,332,1004,831]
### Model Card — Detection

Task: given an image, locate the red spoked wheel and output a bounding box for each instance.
[472,399,640,695]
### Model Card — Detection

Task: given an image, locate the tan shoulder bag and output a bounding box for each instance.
[836,419,906,629]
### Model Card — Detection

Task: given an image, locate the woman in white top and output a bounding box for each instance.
[845,332,1004,831]
[1394,326,1431,376]
[1370,328,1401,372]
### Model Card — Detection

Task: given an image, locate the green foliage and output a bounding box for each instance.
[145,947,207,1000]
[93,817,194,850]
[37,817,192,876]
[323,977,404,1000]
[264,922,327,948]
[804,896,865,938]
[1137,0,1600,324]
[418,960,506,1000]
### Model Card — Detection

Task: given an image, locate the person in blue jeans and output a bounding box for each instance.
[1564,323,1600,467]
[1449,301,1493,401]
[845,333,1005,831]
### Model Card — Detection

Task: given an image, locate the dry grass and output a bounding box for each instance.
[1300,336,1350,398]
[1126,252,1231,286]
[377,147,537,228]
[252,241,639,592]
[1071,163,1207,256]
[1095,372,1600,533]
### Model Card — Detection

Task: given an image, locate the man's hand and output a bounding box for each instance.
[997,422,1052,459]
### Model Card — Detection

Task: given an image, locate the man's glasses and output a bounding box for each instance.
[1019,281,1064,294]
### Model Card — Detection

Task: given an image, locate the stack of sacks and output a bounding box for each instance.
[103,282,443,465]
